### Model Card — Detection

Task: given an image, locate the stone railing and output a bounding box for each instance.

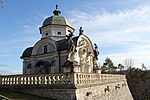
[0,73,72,85]
[0,73,126,85]
[74,73,126,85]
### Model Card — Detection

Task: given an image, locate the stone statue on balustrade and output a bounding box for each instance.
[66,30,76,61]
[94,43,99,60]
[63,30,81,73]
[93,43,101,73]
[36,60,55,74]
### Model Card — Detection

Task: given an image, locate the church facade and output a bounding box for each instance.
[21,5,100,74]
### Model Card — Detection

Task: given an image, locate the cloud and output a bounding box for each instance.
[68,5,150,69]
[70,5,150,43]
[0,64,9,67]
[0,69,22,75]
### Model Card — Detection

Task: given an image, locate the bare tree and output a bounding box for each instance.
[124,58,134,70]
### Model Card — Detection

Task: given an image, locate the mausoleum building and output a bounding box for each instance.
[21,5,99,75]
[0,5,133,100]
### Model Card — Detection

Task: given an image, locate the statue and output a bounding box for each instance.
[94,43,99,60]
[63,31,79,72]
[66,30,76,53]
[79,27,84,35]
[36,60,55,74]
[62,60,78,72]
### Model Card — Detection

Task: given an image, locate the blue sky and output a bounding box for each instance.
[0,0,150,74]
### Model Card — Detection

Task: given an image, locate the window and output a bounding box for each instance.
[45,33,48,36]
[27,64,32,69]
[43,45,48,54]
[57,32,61,35]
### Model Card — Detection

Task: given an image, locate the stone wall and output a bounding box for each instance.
[76,81,133,100]
[17,81,133,100]
[0,73,133,100]
[20,88,76,100]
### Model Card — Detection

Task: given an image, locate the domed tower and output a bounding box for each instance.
[39,5,75,41]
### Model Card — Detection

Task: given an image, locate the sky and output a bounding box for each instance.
[0,0,150,75]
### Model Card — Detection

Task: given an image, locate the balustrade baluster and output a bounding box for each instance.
[5,78,7,84]
[50,75,54,84]
[48,75,51,84]
[34,76,37,84]
[20,77,23,84]
[31,77,33,84]
[24,77,27,84]
[45,76,48,84]
[61,75,65,83]
[41,75,45,84]
[18,76,21,84]
[53,76,56,83]
[11,77,12,84]
[27,77,29,84]
[13,77,16,84]
[38,76,42,84]
[56,75,60,84]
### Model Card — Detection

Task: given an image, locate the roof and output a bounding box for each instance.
[21,47,33,58]
[42,5,72,28]
[42,16,72,27]
[57,36,79,51]
[21,36,79,58]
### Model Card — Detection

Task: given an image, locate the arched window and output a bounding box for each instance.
[43,45,48,54]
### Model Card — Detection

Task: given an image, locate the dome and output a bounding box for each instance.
[42,15,72,27]
[42,5,72,28]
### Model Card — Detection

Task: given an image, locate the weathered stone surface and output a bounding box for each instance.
[75,81,133,100]
[14,81,133,100]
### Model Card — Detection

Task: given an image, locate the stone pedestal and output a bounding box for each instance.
[62,60,79,73]
[96,69,101,74]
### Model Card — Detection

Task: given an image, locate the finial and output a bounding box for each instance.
[56,4,58,9]
[79,27,84,35]
[53,4,61,16]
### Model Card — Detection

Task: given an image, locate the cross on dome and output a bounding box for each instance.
[53,4,61,16]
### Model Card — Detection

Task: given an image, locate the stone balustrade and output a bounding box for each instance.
[0,73,126,85]
[0,73,72,85]
[74,73,126,84]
